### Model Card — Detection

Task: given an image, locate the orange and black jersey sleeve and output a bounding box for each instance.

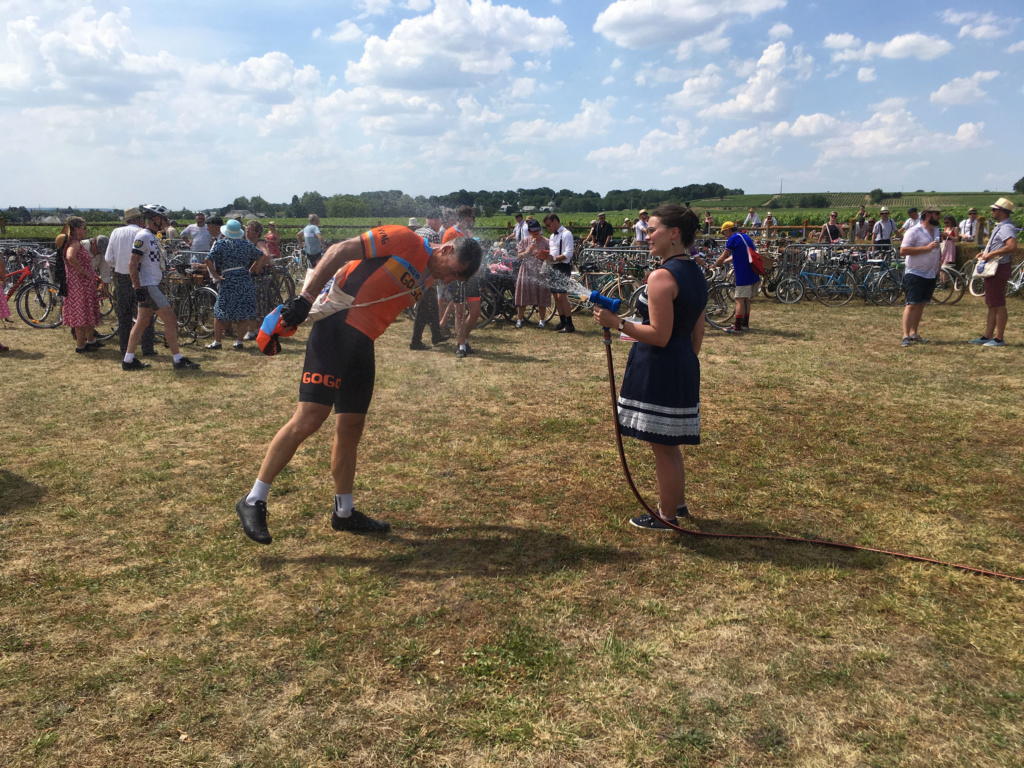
[332,225,433,341]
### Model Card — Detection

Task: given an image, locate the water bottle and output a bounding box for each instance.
[976,260,984,275]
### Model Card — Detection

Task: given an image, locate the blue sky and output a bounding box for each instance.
[1,0,1021,209]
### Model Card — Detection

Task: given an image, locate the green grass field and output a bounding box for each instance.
[1,295,1023,766]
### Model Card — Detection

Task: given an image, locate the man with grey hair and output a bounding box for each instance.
[106,207,156,356]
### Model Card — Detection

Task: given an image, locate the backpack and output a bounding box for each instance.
[747,239,767,278]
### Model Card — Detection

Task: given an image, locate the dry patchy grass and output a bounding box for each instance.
[1,298,1023,767]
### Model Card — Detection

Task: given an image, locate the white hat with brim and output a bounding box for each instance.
[991,197,1014,212]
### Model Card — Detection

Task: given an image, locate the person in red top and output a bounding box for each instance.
[443,205,482,358]
[235,225,483,544]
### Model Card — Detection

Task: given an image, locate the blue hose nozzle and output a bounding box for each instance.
[589,290,621,314]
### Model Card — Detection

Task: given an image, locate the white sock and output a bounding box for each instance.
[246,479,271,506]
[334,493,354,517]
[459,344,467,351]
[123,352,135,363]
[172,353,183,363]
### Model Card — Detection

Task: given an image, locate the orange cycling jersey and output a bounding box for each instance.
[329,225,434,341]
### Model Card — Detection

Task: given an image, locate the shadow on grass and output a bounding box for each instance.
[259,523,641,580]
[0,470,47,515]
[0,349,45,360]
[673,516,886,572]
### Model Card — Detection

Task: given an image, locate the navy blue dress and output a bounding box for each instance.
[617,258,707,446]
[209,239,262,321]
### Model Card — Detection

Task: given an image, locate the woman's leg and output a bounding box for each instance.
[214,319,226,343]
[236,319,248,343]
[74,326,88,348]
[650,443,686,518]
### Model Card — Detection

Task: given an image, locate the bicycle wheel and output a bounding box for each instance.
[947,267,968,305]
[476,283,500,328]
[16,281,63,328]
[775,277,804,304]
[603,278,640,318]
[275,273,296,302]
[870,273,900,305]
[191,287,219,338]
[706,283,735,327]
[968,272,986,298]
[931,266,957,305]
[814,268,855,307]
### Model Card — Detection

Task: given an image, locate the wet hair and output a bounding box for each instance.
[456,205,475,221]
[650,204,700,247]
[452,236,484,281]
[544,213,561,224]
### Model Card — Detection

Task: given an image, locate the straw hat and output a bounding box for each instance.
[991,197,1014,212]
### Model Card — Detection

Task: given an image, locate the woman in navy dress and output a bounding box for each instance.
[204,219,268,349]
[593,205,707,530]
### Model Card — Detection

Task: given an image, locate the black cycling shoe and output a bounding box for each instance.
[122,358,150,371]
[629,513,680,531]
[236,496,272,544]
[331,509,390,534]
[173,356,201,370]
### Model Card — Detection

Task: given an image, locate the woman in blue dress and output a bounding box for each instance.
[593,205,707,530]
[205,219,269,349]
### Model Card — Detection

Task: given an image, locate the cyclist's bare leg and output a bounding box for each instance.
[155,305,181,355]
[457,299,481,347]
[257,401,333,485]
[332,413,367,495]
[126,306,155,355]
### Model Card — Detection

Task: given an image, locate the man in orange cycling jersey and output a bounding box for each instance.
[236,225,483,544]
[443,205,482,359]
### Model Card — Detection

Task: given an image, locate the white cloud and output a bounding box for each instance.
[345,0,569,88]
[698,41,811,119]
[773,113,841,137]
[593,0,786,49]
[312,27,322,39]
[668,64,723,108]
[825,32,953,62]
[602,75,614,85]
[329,21,366,43]
[506,97,616,142]
[714,126,765,155]
[768,23,793,40]
[358,0,392,16]
[586,119,704,165]
[404,0,434,10]
[941,10,1018,40]
[1008,41,1024,53]
[674,24,731,61]
[857,67,876,82]
[611,58,623,69]
[929,70,999,106]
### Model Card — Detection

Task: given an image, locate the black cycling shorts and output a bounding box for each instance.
[299,312,375,414]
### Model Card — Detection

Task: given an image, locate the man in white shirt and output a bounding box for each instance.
[181,212,211,254]
[298,214,324,267]
[959,207,988,243]
[899,207,919,234]
[742,208,761,229]
[634,209,649,243]
[507,212,529,245]
[872,207,898,253]
[106,207,156,356]
[543,214,575,333]
[898,205,941,347]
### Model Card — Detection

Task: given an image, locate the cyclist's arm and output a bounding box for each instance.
[299,237,362,299]
[714,247,732,268]
[128,251,142,289]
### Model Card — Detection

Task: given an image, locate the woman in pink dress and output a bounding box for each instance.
[56,216,101,353]
[264,222,281,258]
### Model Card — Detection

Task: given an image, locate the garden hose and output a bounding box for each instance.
[601,327,1024,584]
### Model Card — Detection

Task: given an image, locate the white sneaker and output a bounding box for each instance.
[538,320,545,329]
[515,320,522,329]
[243,331,257,341]
[205,341,222,349]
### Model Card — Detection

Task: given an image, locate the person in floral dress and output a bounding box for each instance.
[57,216,101,353]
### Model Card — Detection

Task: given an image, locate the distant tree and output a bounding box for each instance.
[1014,176,1024,195]
[869,188,885,204]
[5,206,31,223]
[249,196,270,215]
[325,194,368,218]
[286,194,306,219]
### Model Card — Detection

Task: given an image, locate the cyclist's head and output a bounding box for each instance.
[451,236,483,281]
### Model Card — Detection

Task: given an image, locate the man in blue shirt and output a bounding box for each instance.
[715,221,759,333]
[298,214,324,267]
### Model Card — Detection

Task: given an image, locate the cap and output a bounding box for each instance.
[721,221,736,231]
[908,207,918,213]
[526,219,542,231]
[991,197,1015,212]
[598,212,606,217]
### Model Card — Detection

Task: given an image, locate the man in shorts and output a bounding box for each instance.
[443,206,481,358]
[543,213,575,332]
[716,221,759,333]
[898,205,941,347]
[122,205,201,371]
[299,214,325,267]
[235,225,483,544]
